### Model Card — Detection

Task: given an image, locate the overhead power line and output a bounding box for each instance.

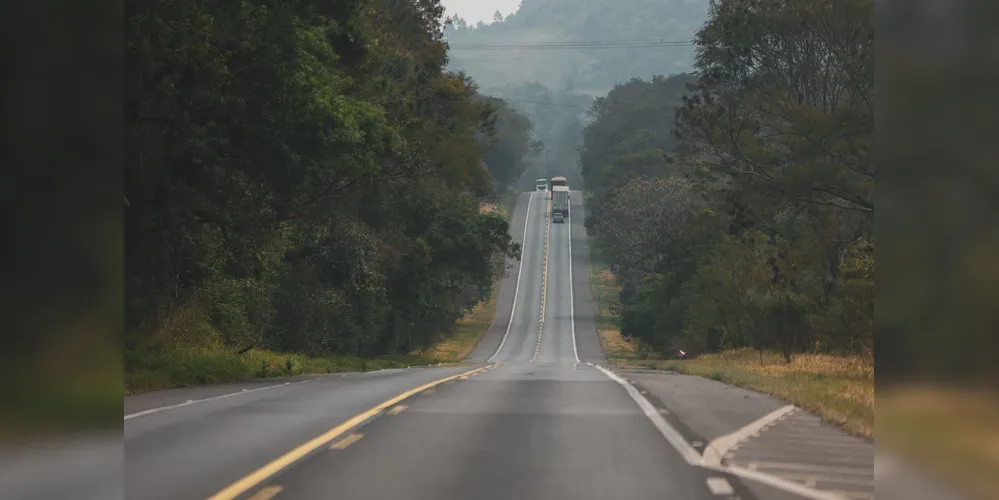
[500,98,590,109]
[446,38,696,51]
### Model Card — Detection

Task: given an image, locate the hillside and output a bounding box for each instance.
[442,0,707,189]
[444,0,709,96]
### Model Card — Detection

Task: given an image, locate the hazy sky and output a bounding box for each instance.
[441,0,522,26]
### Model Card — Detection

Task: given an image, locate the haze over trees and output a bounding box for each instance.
[125,0,535,361]
[443,0,709,190]
[444,0,708,94]
[582,0,873,362]
[127,0,875,373]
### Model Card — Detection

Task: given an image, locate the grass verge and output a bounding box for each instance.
[418,283,500,362]
[125,348,440,395]
[588,262,643,360]
[628,350,873,438]
[878,387,999,500]
[588,259,872,438]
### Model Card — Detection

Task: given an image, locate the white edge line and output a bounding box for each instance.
[487,190,534,363]
[567,190,579,364]
[124,382,294,420]
[706,464,850,500]
[593,364,701,465]
[702,404,797,467]
[596,365,852,500]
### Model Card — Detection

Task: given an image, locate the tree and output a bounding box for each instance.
[477,97,540,189]
[125,0,525,362]
[595,177,698,287]
[576,0,873,362]
[677,0,873,218]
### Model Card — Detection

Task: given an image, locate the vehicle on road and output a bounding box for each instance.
[552,185,569,220]
[535,178,548,191]
[550,176,567,197]
[553,212,564,223]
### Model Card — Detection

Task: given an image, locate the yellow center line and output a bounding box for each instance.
[207,363,498,500]
[534,197,552,364]
[330,433,363,450]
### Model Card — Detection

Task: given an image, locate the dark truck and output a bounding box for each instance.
[551,186,569,222]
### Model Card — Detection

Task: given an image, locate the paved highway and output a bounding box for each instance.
[119,190,739,500]
[115,191,901,500]
[0,191,952,500]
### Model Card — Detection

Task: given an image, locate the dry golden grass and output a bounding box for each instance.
[600,327,638,359]
[418,284,499,362]
[879,387,999,500]
[420,198,513,362]
[586,262,872,436]
[629,349,874,438]
[588,266,640,360]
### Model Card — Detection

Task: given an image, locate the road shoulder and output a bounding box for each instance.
[610,366,875,500]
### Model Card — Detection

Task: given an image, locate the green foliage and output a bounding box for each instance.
[579,74,696,227]
[125,0,529,373]
[581,0,873,362]
[477,97,540,188]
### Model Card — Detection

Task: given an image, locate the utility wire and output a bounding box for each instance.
[499,98,591,109]
[446,38,696,51]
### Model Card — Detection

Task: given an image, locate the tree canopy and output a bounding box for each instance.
[581,0,873,362]
[126,0,531,358]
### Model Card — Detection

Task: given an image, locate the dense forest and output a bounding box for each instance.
[126,0,877,373]
[125,0,537,363]
[582,0,874,362]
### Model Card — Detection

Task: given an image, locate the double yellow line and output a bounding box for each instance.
[208,364,497,500]
[533,197,552,363]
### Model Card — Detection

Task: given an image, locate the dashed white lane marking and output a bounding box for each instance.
[702,404,796,467]
[487,190,535,363]
[706,477,734,495]
[124,382,295,420]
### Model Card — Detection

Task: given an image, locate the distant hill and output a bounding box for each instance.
[443,0,709,95]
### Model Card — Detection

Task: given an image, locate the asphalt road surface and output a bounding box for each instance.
[117,190,743,500]
[0,191,961,500]
[101,190,935,500]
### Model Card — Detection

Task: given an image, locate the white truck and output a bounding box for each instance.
[535,178,549,191]
[550,176,568,198]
